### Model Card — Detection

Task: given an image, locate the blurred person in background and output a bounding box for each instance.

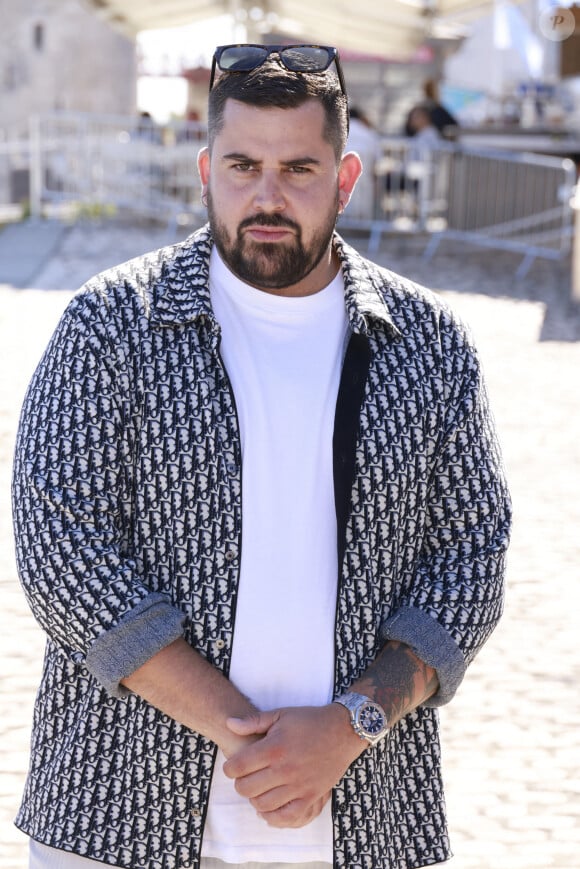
[343,106,382,220]
[406,104,441,158]
[405,78,459,139]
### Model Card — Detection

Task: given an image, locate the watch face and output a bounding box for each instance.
[359,702,386,735]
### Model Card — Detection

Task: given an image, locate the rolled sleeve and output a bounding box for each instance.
[379,606,466,706]
[379,310,511,705]
[86,594,187,697]
[12,292,163,667]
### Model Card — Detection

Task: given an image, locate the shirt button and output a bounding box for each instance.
[190,807,201,818]
[215,639,226,650]
[226,462,237,475]
[224,549,236,562]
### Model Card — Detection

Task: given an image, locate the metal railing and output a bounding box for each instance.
[339,137,577,277]
[0,133,33,222]
[21,112,207,229]
[0,115,577,279]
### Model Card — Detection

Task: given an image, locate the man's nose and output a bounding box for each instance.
[253,171,285,212]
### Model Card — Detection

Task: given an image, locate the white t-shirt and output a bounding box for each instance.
[202,249,348,863]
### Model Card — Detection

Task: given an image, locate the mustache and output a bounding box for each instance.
[238,214,301,232]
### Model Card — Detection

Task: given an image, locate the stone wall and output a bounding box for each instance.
[0,0,136,137]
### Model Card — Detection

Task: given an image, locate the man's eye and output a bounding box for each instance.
[233,163,255,172]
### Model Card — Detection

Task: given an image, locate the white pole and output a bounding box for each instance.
[29,115,42,220]
[572,184,580,303]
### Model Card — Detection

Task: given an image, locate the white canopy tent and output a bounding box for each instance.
[82,0,501,59]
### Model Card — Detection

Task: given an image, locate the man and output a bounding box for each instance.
[13,45,511,869]
[344,107,381,221]
[404,80,459,139]
[406,105,440,150]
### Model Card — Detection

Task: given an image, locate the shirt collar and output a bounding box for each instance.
[333,233,401,338]
[149,224,401,340]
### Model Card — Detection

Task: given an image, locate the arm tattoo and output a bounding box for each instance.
[356,642,439,726]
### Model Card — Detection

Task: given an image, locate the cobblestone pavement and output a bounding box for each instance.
[1,222,579,868]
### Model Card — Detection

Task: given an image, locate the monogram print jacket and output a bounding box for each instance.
[13,225,511,869]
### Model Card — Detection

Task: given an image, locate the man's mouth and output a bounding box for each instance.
[244,225,294,243]
[239,215,300,245]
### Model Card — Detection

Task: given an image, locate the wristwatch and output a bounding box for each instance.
[334,691,389,746]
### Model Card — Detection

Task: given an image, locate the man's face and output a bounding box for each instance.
[198,98,361,296]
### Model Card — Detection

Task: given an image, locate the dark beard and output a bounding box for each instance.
[207,192,339,291]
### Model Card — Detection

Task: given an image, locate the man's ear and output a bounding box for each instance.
[198,146,210,190]
[337,151,363,212]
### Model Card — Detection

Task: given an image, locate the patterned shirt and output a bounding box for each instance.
[12,226,511,869]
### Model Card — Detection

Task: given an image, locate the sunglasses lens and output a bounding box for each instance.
[211,45,344,98]
[218,45,268,71]
[280,46,332,72]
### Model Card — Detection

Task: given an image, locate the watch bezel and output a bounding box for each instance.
[334,691,389,746]
[354,699,388,739]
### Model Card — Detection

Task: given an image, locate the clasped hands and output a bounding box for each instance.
[221,704,366,829]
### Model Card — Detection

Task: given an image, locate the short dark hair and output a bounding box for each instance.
[207,58,349,161]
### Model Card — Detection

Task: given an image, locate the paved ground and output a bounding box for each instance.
[0,220,68,288]
[1,220,579,868]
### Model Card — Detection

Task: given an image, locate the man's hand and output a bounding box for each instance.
[222,703,366,828]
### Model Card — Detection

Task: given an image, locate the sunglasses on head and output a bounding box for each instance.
[209,43,347,97]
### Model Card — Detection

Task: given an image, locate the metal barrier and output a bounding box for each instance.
[339,137,452,237]
[0,116,576,279]
[0,135,33,222]
[24,112,207,229]
[339,138,577,277]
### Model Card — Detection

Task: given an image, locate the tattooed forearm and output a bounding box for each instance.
[355,642,439,726]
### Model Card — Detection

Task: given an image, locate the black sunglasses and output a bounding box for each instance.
[209,43,347,97]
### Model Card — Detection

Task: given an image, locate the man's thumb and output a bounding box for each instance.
[226,710,277,735]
